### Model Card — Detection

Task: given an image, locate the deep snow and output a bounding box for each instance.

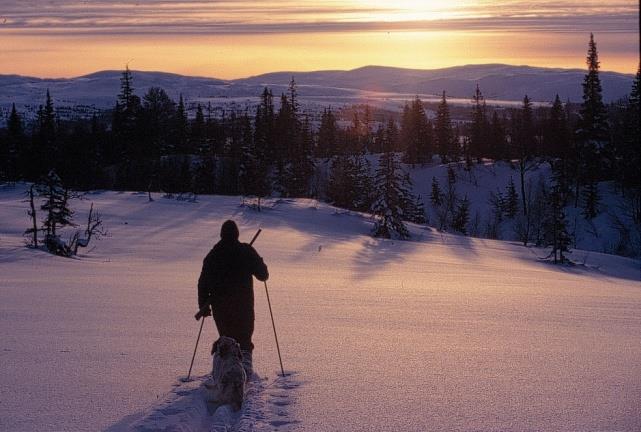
[0,185,640,431]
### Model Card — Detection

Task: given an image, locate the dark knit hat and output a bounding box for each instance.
[220,219,239,240]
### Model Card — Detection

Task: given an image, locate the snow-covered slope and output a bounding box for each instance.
[0,185,640,431]
[0,64,634,120]
[403,160,638,257]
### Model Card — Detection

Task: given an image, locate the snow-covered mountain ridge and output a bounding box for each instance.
[0,64,634,120]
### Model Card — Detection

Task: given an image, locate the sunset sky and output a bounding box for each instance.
[0,0,638,78]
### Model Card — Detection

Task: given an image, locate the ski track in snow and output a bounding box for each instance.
[109,373,300,432]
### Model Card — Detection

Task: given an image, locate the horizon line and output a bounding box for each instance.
[2,62,637,82]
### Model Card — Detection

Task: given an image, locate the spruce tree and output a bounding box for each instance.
[544,95,570,158]
[274,93,296,193]
[575,33,608,214]
[413,195,427,224]
[543,171,572,263]
[239,111,268,198]
[469,84,488,161]
[362,105,373,153]
[350,153,373,211]
[174,94,189,153]
[4,103,23,180]
[404,181,426,224]
[317,108,338,158]
[488,190,505,224]
[191,104,206,152]
[577,34,609,147]
[430,176,443,206]
[373,123,385,154]
[33,90,57,177]
[488,111,506,160]
[371,150,410,239]
[254,87,275,165]
[613,64,640,220]
[452,195,470,234]
[505,177,519,218]
[287,114,315,197]
[385,118,399,152]
[434,91,454,162]
[346,110,362,154]
[514,95,535,215]
[112,66,141,175]
[288,77,299,116]
[401,96,432,165]
[447,164,456,185]
[437,165,460,231]
[118,66,135,111]
[582,179,599,219]
[140,87,176,158]
[327,152,372,211]
[40,170,74,239]
[327,153,352,208]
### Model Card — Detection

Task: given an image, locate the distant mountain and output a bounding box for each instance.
[237,64,634,102]
[0,70,229,111]
[0,64,634,121]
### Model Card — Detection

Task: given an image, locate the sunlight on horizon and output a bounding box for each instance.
[0,0,638,77]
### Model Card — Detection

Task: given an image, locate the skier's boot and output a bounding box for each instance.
[241,349,253,381]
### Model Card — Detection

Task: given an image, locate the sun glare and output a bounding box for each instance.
[350,0,472,21]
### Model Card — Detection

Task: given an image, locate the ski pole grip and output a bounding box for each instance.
[193,228,262,321]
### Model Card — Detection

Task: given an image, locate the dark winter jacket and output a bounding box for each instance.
[197,238,269,315]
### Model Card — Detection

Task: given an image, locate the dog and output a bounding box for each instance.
[204,336,246,411]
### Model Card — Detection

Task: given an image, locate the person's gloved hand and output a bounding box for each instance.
[199,305,212,317]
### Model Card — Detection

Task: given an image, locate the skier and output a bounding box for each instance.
[198,220,269,376]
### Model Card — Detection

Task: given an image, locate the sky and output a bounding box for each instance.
[0,0,638,78]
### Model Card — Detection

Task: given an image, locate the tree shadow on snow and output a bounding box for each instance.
[524,246,641,283]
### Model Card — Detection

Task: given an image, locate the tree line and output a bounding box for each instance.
[1,34,639,254]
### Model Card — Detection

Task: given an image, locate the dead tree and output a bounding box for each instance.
[70,202,106,255]
[24,184,41,247]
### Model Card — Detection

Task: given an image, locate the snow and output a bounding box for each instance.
[405,159,640,257]
[1,185,640,431]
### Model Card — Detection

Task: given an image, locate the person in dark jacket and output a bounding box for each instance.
[198,220,268,375]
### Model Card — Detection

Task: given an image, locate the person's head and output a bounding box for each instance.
[220,219,239,241]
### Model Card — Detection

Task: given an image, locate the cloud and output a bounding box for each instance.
[0,0,638,35]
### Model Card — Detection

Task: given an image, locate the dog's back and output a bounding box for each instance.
[220,363,246,410]
[207,336,246,410]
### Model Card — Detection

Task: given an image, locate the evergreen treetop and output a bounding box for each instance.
[577,33,608,144]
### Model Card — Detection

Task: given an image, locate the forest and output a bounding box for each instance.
[1,35,639,258]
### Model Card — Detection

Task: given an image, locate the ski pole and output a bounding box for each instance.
[186,313,206,381]
[264,280,285,377]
